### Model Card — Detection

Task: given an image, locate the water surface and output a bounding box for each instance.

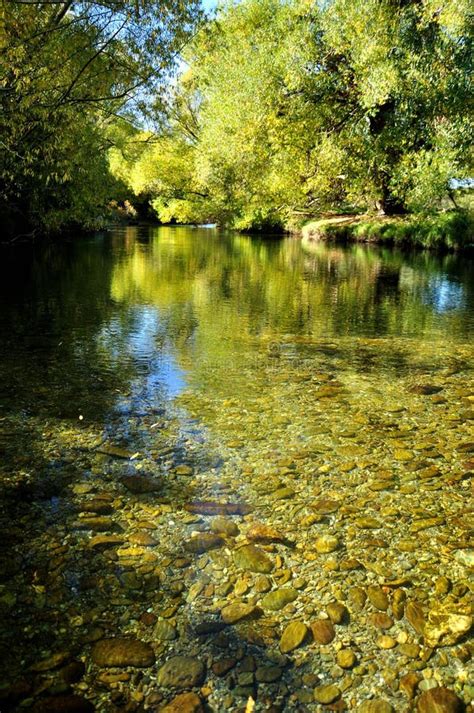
[0,227,472,711]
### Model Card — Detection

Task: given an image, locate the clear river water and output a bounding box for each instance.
[0,226,473,712]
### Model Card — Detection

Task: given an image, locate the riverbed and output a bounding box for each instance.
[0,226,473,712]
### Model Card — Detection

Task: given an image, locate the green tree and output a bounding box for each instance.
[0,0,202,236]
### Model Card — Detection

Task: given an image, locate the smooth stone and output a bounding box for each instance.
[367,586,389,611]
[97,444,133,459]
[368,612,393,629]
[313,684,341,704]
[377,635,397,649]
[406,601,426,636]
[184,533,225,554]
[400,672,422,699]
[234,544,274,573]
[129,532,157,546]
[31,695,94,713]
[260,588,298,611]
[417,687,465,713]
[210,517,239,537]
[221,602,260,625]
[327,601,348,624]
[246,522,286,544]
[356,517,382,529]
[157,656,206,689]
[255,666,283,683]
[280,621,308,653]
[79,499,113,515]
[349,587,367,610]
[175,465,193,476]
[212,658,237,676]
[91,638,155,667]
[357,701,394,713]
[315,535,339,553]
[121,475,160,494]
[184,501,253,516]
[409,384,443,395]
[272,487,295,500]
[313,498,340,514]
[337,649,357,669]
[155,621,177,641]
[29,651,71,672]
[73,517,113,532]
[311,619,336,644]
[88,535,124,550]
[160,692,204,712]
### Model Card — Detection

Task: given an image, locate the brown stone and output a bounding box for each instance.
[121,475,160,494]
[417,687,465,713]
[357,701,394,712]
[91,638,155,667]
[160,692,204,713]
[279,621,308,653]
[406,601,426,636]
[184,533,225,554]
[311,619,336,644]
[157,657,206,689]
[368,613,394,629]
[246,522,286,544]
[367,585,389,611]
[326,601,348,624]
[212,658,237,677]
[221,602,260,625]
[400,672,421,699]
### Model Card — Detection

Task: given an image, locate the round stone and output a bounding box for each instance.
[311,619,336,644]
[314,684,341,704]
[157,656,206,689]
[417,687,465,713]
[315,535,339,554]
[336,649,357,669]
[279,621,308,653]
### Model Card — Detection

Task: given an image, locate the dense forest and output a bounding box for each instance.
[1,0,473,241]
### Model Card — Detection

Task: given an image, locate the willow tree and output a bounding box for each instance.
[0,0,202,236]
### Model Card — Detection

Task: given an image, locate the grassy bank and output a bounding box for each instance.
[301,211,474,251]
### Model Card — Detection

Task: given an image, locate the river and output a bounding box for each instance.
[0,226,473,712]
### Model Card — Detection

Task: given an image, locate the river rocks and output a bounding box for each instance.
[313,498,340,514]
[400,672,422,699]
[184,533,225,554]
[155,621,177,641]
[157,656,206,689]
[311,619,335,644]
[29,651,71,672]
[221,602,260,624]
[121,475,160,494]
[255,666,283,683]
[357,700,394,713]
[246,522,286,544]
[327,601,348,624]
[184,501,252,516]
[367,586,389,611]
[280,621,308,653]
[160,692,204,713]
[409,384,443,395]
[337,649,356,668]
[175,465,193,476]
[91,638,155,667]
[210,517,239,536]
[368,613,393,629]
[417,687,465,713]
[260,588,298,610]
[315,535,339,553]
[313,684,340,704]
[406,601,426,636]
[88,535,125,550]
[423,603,472,647]
[234,544,274,573]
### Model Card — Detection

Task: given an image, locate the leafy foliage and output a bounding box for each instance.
[0,0,202,236]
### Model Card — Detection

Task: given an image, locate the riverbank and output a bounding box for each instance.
[301,211,474,252]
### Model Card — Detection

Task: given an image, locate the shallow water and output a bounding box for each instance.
[0,226,473,712]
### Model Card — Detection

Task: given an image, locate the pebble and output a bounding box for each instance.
[91,638,155,667]
[157,656,206,689]
[315,535,339,553]
[160,692,204,712]
[336,649,357,669]
[313,684,341,704]
[417,686,465,712]
[357,700,394,712]
[311,619,336,644]
[279,621,308,653]
[260,588,298,610]
[327,601,348,624]
[221,602,260,624]
[234,544,274,573]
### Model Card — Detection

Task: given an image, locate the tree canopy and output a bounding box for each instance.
[1,0,472,236]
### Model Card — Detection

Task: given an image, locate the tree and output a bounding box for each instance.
[0,0,203,236]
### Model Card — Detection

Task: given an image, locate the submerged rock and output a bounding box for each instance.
[157,656,206,689]
[91,638,155,667]
[160,692,204,713]
[280,621,308,653]
[260,588,298,610]
[184,533,225,554]
[221,602,260,624]
[417,687,465,713]
[234,544,274,573]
